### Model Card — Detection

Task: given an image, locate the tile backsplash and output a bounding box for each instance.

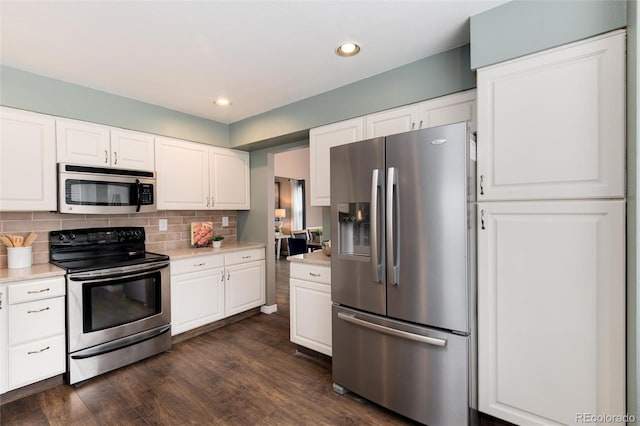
[0,210,237,268]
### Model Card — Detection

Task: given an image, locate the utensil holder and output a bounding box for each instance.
[7,246,32,269]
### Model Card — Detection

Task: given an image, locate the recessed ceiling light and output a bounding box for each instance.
[213,98,231,107]
[336,42,360,57]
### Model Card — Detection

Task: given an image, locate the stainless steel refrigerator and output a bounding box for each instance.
[330,122,477,426]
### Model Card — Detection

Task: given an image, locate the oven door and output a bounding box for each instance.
[67,261,170,353]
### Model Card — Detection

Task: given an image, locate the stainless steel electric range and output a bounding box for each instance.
[49,227,171,385]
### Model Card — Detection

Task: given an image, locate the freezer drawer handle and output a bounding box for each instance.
[337,312,446,347]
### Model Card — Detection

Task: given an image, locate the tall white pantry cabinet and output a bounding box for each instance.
[476,30,626,425]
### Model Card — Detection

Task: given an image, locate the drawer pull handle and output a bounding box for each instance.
[242,256,252,259]
[309,272,321,277]
[28,346,50,355]
[27,288,50,294]
[194,263,205,267]
[27,307,50,314]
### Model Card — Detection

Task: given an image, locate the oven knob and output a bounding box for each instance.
[69,233,76,240]
[58,234,65,241]
[134,230,143,237]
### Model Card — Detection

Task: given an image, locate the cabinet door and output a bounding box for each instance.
[309,117,364,206]
[417,89,476,132]
[171,267,225,335]
[56,118,111,166]
[365,105,418,138]
[0,107,57,211]
[0,284,7,394]
[110,129,155,171]
[155,136,209,210]
[225,260,265,317]
[477,31,625,201]
[210,147,250,210]
[290,278,332,356]
[8,334,65,391]
[477,200,625,425]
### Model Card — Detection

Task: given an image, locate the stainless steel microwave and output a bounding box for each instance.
[58,163,157,214]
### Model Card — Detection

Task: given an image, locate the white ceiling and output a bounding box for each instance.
[0,0,507,124]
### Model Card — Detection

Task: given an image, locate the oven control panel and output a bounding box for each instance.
[50,227,146,247]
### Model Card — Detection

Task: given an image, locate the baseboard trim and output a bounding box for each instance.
[260,304,278,314]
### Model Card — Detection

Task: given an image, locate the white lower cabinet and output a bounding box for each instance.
[289,262,331,356]
[0,284,7,394]
[478,200,625,425]
[170,254,225,336]
[5,276,66,391]
[224,249,265,317]
[171,248,265,336]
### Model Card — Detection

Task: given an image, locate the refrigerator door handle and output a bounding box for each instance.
[371,169,383,283]
[337,312,446,347]
[386,167,399,286]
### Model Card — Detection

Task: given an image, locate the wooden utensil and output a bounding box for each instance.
[24,232,38,247]
[0,235,13,247]
[11,235,23,247]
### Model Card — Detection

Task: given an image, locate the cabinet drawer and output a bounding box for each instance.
[8,334,66,391]
[8,277,65,304]
[224,248,265,266]
[9,297,65,346]
[171,254,224,276]
[290,262,331,285]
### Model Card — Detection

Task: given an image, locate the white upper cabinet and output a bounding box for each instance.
[417,89,476,133]
[365,89,477,138]
[109,129,155,171]
[366,105,418,138]
[477,30,625,201]
[155,136,210,210]
[57,119,155,171]
[209,147,250,210]
[311,91,476,206]
[155,137,250,210]
[310,117,364,206]
[0,107,57,211]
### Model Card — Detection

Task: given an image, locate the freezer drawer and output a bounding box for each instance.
[332,305,473,426]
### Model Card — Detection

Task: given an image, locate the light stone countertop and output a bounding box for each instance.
[161,242,266,260]
[287,250,331,266]
[0,242,265,284]
[0,263,67,284]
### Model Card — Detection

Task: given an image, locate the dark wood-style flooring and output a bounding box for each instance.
[1,259,510,425]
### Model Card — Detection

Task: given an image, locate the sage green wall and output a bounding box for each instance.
[470,0,627,69]
[628,0,639,423]
[229,44,475,148]
[237,139,308,307]
[0,65,229,146]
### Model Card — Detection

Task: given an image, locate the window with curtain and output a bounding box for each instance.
[290,179,306,230]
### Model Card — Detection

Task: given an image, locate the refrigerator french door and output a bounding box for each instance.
[330,122,477,426]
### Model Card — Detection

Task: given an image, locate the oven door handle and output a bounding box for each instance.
[68,261,170,282]
[70,324,171,360]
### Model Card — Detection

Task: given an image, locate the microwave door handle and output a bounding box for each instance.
[135,179,142,212]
